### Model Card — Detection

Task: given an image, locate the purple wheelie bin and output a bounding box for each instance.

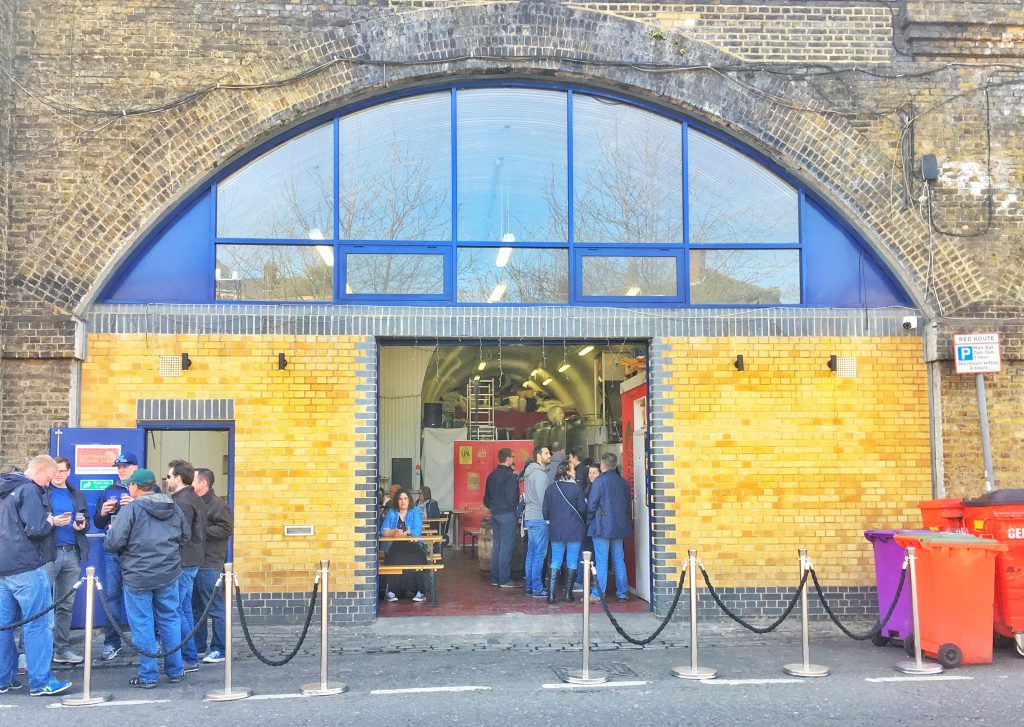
[864,529,934,646]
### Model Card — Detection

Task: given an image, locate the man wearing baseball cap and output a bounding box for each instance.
[104,468,190,688]
[91,451,138,661]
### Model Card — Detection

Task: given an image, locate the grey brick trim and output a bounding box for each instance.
[136,398,234,421]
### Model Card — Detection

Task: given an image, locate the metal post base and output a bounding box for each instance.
[61,693,113,707]
[562,669,609,685]
[672,666,718,680]
[301,681,348,696]
[783,663,830,678]
[205,687,253,701]
[895,660,944,675]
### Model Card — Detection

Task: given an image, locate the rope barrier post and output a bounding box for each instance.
[562,551,607,685]
[301,560,347,696]
[672,549,717,680]
[62,567,112,707]
[895,546,944,675]
[783,549,829,678]
[206,563,253,701]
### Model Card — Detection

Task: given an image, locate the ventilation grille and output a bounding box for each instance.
[158,355,183,377]
[836,356,857,378]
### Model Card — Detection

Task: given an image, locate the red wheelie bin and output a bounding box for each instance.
[962,488,1024,657]
[918,498,965,531]
[893,532,1006,667]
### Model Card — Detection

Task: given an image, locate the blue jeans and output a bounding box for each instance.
[44,548,81,653]
[192,567,225,654]
[592,537,628,599]
[123,581,183,683]
[176,567,199,664]
[550,541,581,570]
[101,550,125,649]
[489,513,517,585]
[0,567,56,691]
[524,520,548,594]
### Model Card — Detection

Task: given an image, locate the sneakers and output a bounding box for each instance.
[183,662,200,673]
[128,677,157,689]
[53,650,85,665]
[412,591,426,603]
[616,595,629,603]
[498,582,517,588]
[1,678,22,694]
[167,672,187,684]
[101,645,122,662]
[384,591,398,603]
[202,650,225,664]
[530,589,549,598]
[29,678,73,696]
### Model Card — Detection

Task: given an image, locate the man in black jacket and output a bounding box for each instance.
[0,455,72,696]
[44,456,90,665]
[191,467,232,664]
[483,448,520,588]
[104,468,190,688]
[166,460,207,673]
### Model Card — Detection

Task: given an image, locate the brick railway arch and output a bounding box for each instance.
[35,3,968,320]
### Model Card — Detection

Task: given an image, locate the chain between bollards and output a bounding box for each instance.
[301,560,347,696]
[782,549,830,678]
[560,551,607,685]
[61,567,112,707]
[206,562,253,701]
[672,549,717,680]
[895,546,943,675]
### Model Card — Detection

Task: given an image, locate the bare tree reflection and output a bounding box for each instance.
[216,245,333,301]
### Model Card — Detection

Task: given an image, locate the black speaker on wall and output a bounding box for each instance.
[423,402,443,428]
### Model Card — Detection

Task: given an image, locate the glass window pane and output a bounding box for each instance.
[688,129,799,244]
[339,93,452,241]
[689,249,800,304]
[457,247,568,304]
[217,125,334,240]
[573,95,683,243]
[456,89,568,243]
[215,245,333,301]
[581,255,677,297]
[345,253,445,295]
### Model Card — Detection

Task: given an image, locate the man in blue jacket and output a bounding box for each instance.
[586,452,634,603]
[0,455,73,696]
[92,451,138,661]
[104,468,190,688]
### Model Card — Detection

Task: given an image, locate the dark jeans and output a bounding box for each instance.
[490,512,518,585]
[192,567,226,654]
[101,550,124,650]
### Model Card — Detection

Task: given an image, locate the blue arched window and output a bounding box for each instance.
[100,84,909,308]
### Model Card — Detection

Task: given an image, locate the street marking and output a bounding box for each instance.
[48,699,170,709]
[700,678,804,686]
[0,704,14,709]
[866,675,974,683]
[371,686,492,695]
[541,680,649,690]
[247,693,311,700]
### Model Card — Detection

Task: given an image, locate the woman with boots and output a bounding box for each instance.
[541,460,586,603]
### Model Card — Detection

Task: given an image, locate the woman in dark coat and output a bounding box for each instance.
[542,460,587,603]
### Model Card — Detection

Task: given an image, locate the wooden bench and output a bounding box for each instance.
[378,563,445,605]
[462,528,480,558]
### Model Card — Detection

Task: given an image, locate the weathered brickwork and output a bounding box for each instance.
[0,1,1022,613]
[654,337,930,594]
[81,334,379,620]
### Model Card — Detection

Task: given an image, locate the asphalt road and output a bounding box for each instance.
[3,625,1023,726]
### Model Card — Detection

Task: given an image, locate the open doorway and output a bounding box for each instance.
[378,340,652,616]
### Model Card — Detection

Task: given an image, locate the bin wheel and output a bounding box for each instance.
[1016,642,1024,659]
[937,642,962,668]
[903,634,915,657]
[993,631,1014,649]
[870,633,890,647]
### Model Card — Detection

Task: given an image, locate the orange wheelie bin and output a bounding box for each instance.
[893,532,1006,667]
[918,497,965,531]
[961,488,1024,657]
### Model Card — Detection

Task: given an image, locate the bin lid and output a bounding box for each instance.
[962,488,1024,507]
[918,498,963,508]
[894,532,1008,551]
[864,529,935,543]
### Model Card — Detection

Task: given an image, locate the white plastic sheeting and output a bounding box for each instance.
[421,426,467,511]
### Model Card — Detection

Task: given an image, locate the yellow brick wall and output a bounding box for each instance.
[81,334,372,594]
[659,337,931,588]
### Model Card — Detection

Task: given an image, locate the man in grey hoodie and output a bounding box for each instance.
[522,445,551,597]
[104,468,190,689]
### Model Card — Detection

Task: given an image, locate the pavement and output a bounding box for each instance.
[3,612,1023,725]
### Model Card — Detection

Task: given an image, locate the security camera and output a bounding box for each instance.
[902,315,919,331]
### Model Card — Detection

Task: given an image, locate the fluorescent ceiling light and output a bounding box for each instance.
[530,368,541,377]
[495,247,513,267]
[541,377,553,386]
[487,283,507,303]
[315,245,334,267]
[578,345,595,356]
[477,361,486,371]
[473,374,481,381]
[625,286,641,296]
[557,363,570,373]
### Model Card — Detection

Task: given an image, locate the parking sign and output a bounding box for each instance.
[953,333,1001,374]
